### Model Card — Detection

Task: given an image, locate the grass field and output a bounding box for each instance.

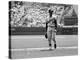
[10,35,78,59]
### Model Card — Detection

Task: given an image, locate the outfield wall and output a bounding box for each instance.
[10,27,78,35]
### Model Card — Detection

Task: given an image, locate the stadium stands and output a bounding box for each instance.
[9,1,78,35]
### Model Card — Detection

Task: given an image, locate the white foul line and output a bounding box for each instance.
[11,46,78,51]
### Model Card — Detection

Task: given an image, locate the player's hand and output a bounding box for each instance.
[54,30,57,32]
[58,24,63,28]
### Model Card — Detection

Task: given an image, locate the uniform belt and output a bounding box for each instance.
[48,26,55,28]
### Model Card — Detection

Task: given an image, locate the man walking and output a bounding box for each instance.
[46,6,58,50]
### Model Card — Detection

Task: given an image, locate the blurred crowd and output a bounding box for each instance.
[9,1,74,27]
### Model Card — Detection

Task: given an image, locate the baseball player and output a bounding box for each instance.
[45,6,58,50]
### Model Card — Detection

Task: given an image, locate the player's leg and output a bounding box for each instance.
[47,27,52,49]
[52,30,57,49]
[45,23,48,39]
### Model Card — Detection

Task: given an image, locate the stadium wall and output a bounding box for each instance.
[10,27,78,35]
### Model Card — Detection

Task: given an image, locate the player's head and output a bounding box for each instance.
[48,6,57,18]
[48,9,53,18]
[51,6,57,13]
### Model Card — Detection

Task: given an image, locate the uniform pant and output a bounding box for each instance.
[47,26,56,46]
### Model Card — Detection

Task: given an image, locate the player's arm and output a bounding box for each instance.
[46,18,55,24]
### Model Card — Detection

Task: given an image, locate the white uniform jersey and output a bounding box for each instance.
[48,14,57,27]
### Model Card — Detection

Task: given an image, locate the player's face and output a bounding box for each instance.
[50,6,57,13]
